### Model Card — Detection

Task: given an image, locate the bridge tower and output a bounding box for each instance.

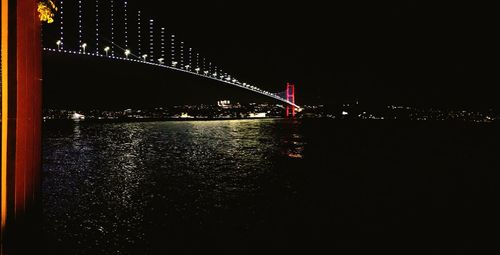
[2,0,43,249]
[286,83,296,117]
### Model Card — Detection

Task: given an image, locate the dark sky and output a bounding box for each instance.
[43,0,498,110]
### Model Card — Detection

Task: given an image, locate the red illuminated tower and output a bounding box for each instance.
[286,83,296,118]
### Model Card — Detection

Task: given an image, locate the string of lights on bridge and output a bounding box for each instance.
[45,0,301,109]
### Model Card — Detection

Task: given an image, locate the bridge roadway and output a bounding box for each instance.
[43,48,302,110]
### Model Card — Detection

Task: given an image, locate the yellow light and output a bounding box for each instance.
[1,0,9,232]
[38,1,58,24]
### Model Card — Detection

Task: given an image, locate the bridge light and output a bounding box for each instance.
[142,54,148,61]
[203,70,209,75]
[104,46,110,56]
[172,61,178,67]
[158,58,165,64]
[195,68,201,73]
[125,49,131,58]
[185,65,190,70]
[81,43,87,54]
[56,40,63,50]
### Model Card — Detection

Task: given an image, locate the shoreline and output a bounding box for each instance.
[39,117,499,125]
[42,117,289,123]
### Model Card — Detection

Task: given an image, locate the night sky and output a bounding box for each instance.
[42,0,497,110]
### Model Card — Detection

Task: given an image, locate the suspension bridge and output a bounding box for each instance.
[1,0,300,248]
[42,0,300,113]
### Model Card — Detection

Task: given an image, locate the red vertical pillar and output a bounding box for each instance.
[286,83,295,118]
[1,0,42,244]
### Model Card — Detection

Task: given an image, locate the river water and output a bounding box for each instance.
[41,119,500,254]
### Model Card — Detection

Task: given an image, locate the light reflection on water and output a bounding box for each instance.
[42,119,305,254]
[42,119,500,254]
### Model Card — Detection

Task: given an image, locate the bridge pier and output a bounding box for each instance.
[1,0,43,251]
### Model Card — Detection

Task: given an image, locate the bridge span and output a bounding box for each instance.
[1,1,299,250]
[43,47,302,110]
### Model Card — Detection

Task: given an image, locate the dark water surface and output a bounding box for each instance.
[42,119,500,254]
